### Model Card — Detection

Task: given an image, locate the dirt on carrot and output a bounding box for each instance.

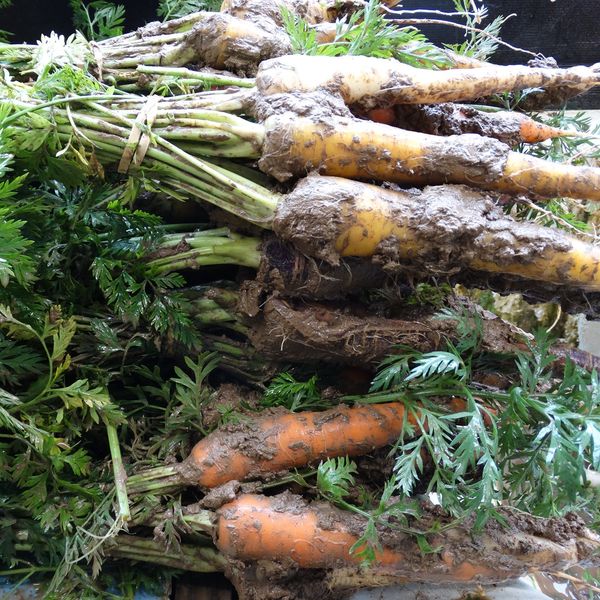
[272,179,571,272]
[390,103,525,147]
[259,113,511,185]
[186,13,291,75]
[255,239,388,300]
[215,492,600,599]
[238,293,600,371]
[250,89,353,122]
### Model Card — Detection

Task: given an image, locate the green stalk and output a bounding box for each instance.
[136,65,255,88]
[6,88,281,223]
[106,422,130,522]
[148,236,262,273]
[108,535,226,573]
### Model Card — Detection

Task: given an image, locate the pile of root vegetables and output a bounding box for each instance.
[3,1,600,598]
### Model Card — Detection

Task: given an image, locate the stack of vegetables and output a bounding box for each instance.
[2,0,600,598]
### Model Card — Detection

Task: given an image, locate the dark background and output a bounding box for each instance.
[1,0,598,107]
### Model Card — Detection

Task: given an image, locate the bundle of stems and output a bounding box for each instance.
[4,85,600,291]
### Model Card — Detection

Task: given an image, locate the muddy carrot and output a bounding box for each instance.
[271,176,600,291]
[114,493,600,585]
[259,113,600,202]
[385,103,583,146]
[126,402,416,494]
[255,54,600,107]
[213,492,599,582]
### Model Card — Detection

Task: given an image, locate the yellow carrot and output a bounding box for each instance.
[256,54,600,107]
[271,176,600,290]
[259,113,600,201]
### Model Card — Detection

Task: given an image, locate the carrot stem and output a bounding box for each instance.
[106,422,130,522]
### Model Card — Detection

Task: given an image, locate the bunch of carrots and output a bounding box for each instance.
[3,0,600,597]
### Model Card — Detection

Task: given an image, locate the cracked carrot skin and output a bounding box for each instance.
[271,177,600,291]
[185,402,415,488]
[259,113,600,202]
[255,54,600,108]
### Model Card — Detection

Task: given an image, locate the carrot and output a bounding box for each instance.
[10,92,600,290]
[387,103,581,146]
[113,493,600,589]
[502,111,581,144]
[366,107,397,125]
[271,176,600,291]
[213,492,599,583]
[126,402,417,494]
[255,54,600,108]
[259,113,600,201]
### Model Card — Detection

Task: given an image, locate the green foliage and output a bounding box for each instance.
[446,0,510,61]
[317,456,357,499]
[157,0,221,21]
[282,0,450,68]
[70,1,125,41]
[261,372,327,411]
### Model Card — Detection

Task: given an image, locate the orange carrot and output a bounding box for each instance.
[383,103,581,146]
[214,492,600,583]
[494,111,580,144]
[366,107,397,125]
[127,402,417,494]
[187,402,413,487]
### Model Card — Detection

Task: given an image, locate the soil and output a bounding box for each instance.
[251,90,352,122]
[518,57,600,110]
[220,0,330,27]
[385,104,523,147]
[186,13,291,76]
[256,238,387,300]
[272,178,576,282]
[201,383,261,431]
[237,292,600,372]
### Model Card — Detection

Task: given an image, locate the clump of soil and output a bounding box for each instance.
[387,103,523,147]
[256,238,387,300]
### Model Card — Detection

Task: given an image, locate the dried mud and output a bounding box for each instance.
[238,292,600,371]
[272,178,576,282]
[250,90,352,122]
[519,56,600,110]
[387,103,523,147]
[241,295,519,366]
[259,113,511,185]
[187,13,291,75]
[220,0,330,27]
[256,238,387,300]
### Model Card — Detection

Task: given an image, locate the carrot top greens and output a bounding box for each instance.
[2,0,600,597]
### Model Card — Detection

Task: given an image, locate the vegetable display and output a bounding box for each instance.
[2,0,600,598]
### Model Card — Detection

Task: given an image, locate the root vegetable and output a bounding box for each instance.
[8,93,600,290]
[126,401,416,494]
[113,493,600,596]
[255,54,600,108]
[215,493,600,582]
[240,295,600,372]
[385,103,581,146]
[259,113,600,201]
[272,177,600,291]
